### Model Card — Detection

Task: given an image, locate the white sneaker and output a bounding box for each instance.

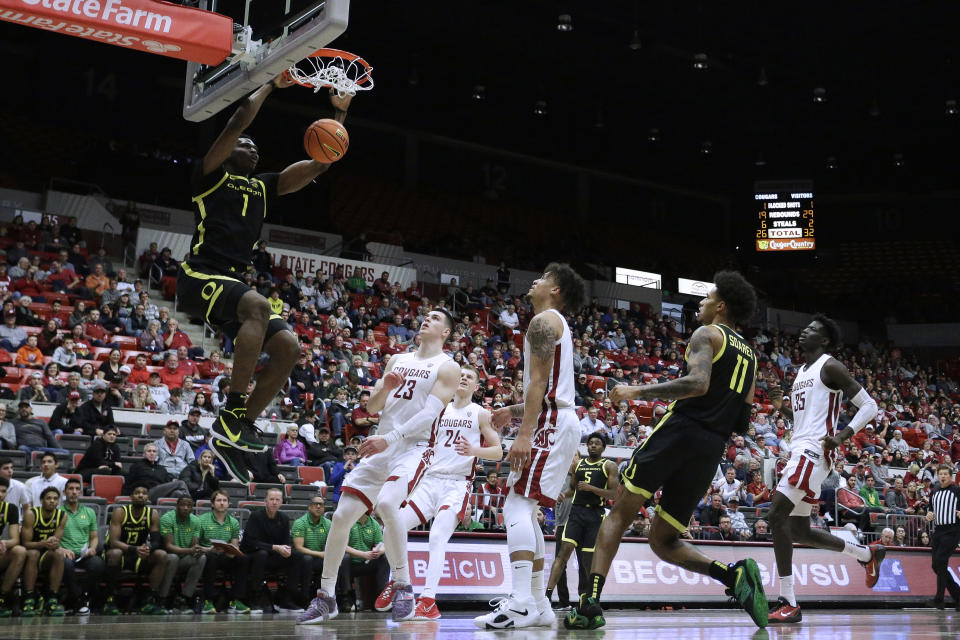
[473,596,538,629]
[533,607,556,627]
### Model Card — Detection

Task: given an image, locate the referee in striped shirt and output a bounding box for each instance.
[925,464,960,610]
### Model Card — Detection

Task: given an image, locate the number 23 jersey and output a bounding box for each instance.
[379,351,452,451]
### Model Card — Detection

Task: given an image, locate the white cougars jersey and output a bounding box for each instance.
[379,351,452,450]
[523,308,575,413]
[789,353,843,447]
[425,401,483,478]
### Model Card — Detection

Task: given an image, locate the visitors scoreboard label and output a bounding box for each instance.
[755,180,815,251]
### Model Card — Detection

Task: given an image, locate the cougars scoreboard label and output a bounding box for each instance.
[755,180,816,251]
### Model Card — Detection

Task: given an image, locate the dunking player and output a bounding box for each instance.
[567,271,768,629]
[474,263,586,629]
[297,310,460,624]
[373,365,503,620]
[766,314,882,623]
[545,433,618,607]
[177,75,351,483]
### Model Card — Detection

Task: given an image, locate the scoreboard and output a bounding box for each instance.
[754,180,816,251]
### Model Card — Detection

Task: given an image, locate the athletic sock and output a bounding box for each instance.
[545,587,554,601]
[225,392,247,412]
[708,560,734,587]
[532,569,549,613]
[779,575,797,607]
[510,560,534,604]
[843,541,872,562]
[587,573,605,602]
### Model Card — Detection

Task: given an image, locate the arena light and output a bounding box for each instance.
[754,152,767,168]
[826,155,838,170]
[647,127,660,142]
[813,87,827,103]
[893,152,905,167]
[533,99,548,116]
[472,84,486,101]
[757,67,768,87]
[700,140,713,155]
[947,99,958,116]
[557,14,573,32]
[629,28,642,51]
[693,53,708,70]
[868,97,881,117]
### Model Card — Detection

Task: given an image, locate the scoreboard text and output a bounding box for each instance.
[755,182,815,251]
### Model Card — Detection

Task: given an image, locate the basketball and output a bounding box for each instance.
[304,118,349,162]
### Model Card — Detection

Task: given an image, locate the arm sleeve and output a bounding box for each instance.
[382,395,445,445]
[846,389,879,434]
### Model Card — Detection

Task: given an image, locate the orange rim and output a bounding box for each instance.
[288,48,373,88]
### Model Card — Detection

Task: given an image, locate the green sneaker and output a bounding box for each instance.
[21,595,36,618]
[730,558,768,628]
[202,599,217,614]
[46,596,65,617]
[103,596,119,615]
[564,596,605,630]
[229,599,251,614]
[140,594,165,615]
[36,594,45,617]
[0,594,12,618]
[171,595,187,613]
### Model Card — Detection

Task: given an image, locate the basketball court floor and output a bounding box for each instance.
[0,610,956,640]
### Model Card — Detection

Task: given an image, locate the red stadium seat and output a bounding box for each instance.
[298,467,325,484]
[92,474,125,504]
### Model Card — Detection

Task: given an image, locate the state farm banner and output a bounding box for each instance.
[0,0,232,65]
[268,246,417,290]
[410,536,958,603]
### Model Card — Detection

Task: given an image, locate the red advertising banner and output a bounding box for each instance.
[408,536,960,603]
[0,0,232,65]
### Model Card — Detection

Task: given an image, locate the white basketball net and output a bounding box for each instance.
[287,54,374,97]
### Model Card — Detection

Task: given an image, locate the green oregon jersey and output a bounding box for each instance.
[30,507,64,541]
[670,324,757,436]
[111,504,153,547]
[571,458,608,509]
[188,163,280,271]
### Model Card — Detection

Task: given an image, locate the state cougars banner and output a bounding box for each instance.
[409,536,958,603]
[0,0,232,65]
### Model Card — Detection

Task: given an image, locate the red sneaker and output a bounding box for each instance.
[861,545,886,588]
[768,597,802,624]
[413,597,441,621]
[374,581,394,612]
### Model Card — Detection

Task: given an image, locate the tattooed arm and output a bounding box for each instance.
[609,326,719,404]
[505,311,562,469]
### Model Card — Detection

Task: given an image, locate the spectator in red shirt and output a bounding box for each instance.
[45,261,88,297]
[372,271,391,297]
[348,390,379,440]
[196,350,225,382]
[81,308,115,347]
[478,469,506,527]
[746,471,771,508]
[158,352,185,389]
[853,424,883,454]
[162,318,192,350]
[174,346,199,379]
[12,267,45,300]
[128,353,151,385]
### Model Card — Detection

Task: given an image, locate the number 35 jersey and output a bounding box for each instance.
[379,351,452,451]
[789,353,842,448]
[424,401,483,478]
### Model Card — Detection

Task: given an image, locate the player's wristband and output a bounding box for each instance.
[846,388,878,434]
[383,395,445,444]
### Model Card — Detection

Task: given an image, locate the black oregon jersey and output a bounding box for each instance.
[670,324,757,436]
[571,458,608,509]
[112,505,153,547]
[30,507,64,541]
[188,162,280,271]
[0,501,19,530]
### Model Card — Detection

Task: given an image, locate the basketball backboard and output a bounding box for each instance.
[182,0,350,122]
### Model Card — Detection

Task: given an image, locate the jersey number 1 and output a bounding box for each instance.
[729,354,749,393]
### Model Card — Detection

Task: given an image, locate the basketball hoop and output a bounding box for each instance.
[286,48,374,97]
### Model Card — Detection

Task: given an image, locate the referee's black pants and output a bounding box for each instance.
[931,526,960,602]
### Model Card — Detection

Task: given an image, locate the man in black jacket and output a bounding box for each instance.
[76,425,123,481]
[48,391,82,435]
[124,443,189,503]
[312,427,342,478]
[73,384,116,437]
[239,488,308,611]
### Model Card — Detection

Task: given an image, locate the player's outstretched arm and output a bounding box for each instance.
[610,325,717,403]
[201,74,292,176]
[277,91,353,195]
[456,408,503,461]
[769,386,793,421]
